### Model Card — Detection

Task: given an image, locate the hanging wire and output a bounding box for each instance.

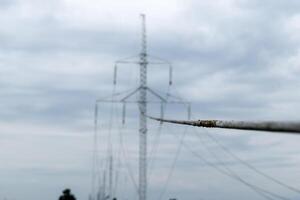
[118,122,139,195]
[148,121,164,177]
[112,104,123,199]
[92,86,142,200]
[189,127,290,200]
[148,82,172,177]
[148,84,190,176]
[156,86,292,200]
[147,85,193,200]
[92,101,110,200]
[112,123,124,199]
[173,129,290,200]
[192,127,300,195]
[149,85,191,171]
[110,56,141,200]
[157,125,188,200]
[106,82,117,156]
[122,102,126,125]
[113,102,132,199]
[91,102,99,199]
[158,85,300,196]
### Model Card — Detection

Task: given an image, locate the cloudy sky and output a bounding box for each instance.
[1,0,300,200]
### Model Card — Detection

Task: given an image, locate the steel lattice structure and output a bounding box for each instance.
[138,14,148,200]
[94,14,190,200]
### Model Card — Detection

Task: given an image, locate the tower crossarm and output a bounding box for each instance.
[120,87,141,102]
[146,87,167,103]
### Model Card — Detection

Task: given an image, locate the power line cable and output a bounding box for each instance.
[165,123,274,200]
[189,127,288,200]
[106,84,117,157]
[148,121,163,176]
[193,127,300,195]
[177,128,290,200]
[152,85,190,200]
[118,123,139,195]
[92,88,137,200]
[157,125,187,200]
[148,84,172,177]
[162,87,287,199]
[91,102,99,199]
[112,115,124,198]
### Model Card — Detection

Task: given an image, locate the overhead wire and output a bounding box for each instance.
[148,85,190,200]
[109,57,144,200]
[148,121,163,176]
[166,123,273,200]
[91,102,99,199]
[118,122,139,195]
[148,82,172,177]
[157,125,187,200]
[132,63,179,200]
[189,127,290,200]
[192,127,300,195]
[101,79,118,200]
[160,87,291,200]
[176,130,290,200]
[92,100,112,200]
[93,69,138,199]
[112,114,123,198]
[133,61,175,200]
[112,56,140,199]
[106,82,117,156]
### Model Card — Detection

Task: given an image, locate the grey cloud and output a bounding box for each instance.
[0,15,140,57]
[0,0,16,8]
[239,0,300,16]
[1,0,300,200]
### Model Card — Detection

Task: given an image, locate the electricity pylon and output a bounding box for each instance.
[94,14,190,200]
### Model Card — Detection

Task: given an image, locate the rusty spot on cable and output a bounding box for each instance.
[197,120,217,127]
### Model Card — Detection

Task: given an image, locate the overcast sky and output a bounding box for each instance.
[1,0,300,200]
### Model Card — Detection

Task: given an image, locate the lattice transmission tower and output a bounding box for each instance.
[94,14,190,200]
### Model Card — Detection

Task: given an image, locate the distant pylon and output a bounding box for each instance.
[94,14,190,200]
